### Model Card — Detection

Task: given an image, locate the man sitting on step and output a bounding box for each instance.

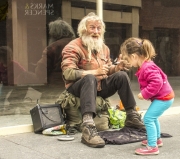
[61,12,145,148]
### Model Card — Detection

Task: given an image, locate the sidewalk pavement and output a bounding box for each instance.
[0,109,180,159]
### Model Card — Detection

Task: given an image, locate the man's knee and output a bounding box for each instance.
[83,74,97,83]
[115,71,129,81]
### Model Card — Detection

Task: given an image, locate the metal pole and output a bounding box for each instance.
[96,0,103,20]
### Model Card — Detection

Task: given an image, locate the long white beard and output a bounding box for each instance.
[82,35,104,60]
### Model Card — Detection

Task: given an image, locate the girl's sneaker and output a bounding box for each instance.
[141,138,163,147]
[135,146,159,155]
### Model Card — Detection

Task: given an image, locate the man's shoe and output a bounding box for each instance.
[125,108,145,129]
[81,123,105,148]
[141,138,163,147]
[135,146,159,155]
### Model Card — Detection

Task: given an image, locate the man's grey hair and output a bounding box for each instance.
[77,12,105,39]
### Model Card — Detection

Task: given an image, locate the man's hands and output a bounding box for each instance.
[81,64,109,78]
[115,60,131,71]
[114,54,131,71]
[97,64,109,75]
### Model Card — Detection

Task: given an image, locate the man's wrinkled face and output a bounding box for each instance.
[86,20,102,40]
[81,19,104,56]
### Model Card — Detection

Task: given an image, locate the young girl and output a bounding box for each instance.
[120,37,174,155]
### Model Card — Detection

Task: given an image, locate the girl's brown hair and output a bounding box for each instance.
[120,37,156,60]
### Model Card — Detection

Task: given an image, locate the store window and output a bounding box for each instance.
[0,0,63,127]
[149,29,179,76]
[0,0,180,129]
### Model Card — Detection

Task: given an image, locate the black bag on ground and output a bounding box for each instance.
[30,104,64,133]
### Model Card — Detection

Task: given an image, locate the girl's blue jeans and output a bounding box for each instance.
[143,98,174,147]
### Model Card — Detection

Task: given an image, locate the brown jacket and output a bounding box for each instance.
[61,38,117,90]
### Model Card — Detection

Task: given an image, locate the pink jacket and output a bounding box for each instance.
[135,61,173,101]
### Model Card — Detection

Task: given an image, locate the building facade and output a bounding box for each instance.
[0,0,179,132]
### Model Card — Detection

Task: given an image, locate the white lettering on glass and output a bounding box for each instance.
[24,3,54,16]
